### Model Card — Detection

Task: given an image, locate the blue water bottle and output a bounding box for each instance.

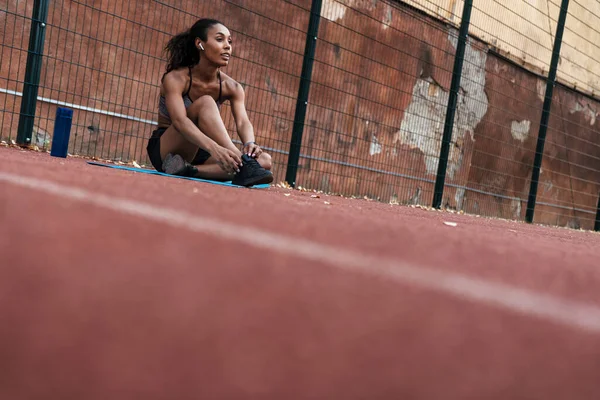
[50,107,73,158]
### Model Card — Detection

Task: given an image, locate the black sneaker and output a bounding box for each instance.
[232,154,273,187]
[162,153,198,177]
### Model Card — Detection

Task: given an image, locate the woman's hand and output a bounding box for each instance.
[243,141,263,158]
[211,145,242,174]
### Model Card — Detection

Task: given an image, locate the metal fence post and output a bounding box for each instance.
[16,0,50,146]
[595,192,600,232]
[285,0,323,187]
[525,0,570,223]
[432,0,473,209]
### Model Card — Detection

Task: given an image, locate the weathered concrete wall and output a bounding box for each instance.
[402,0,600,98]
[298,0,456,203]
[460,55,600,230]
[460,56,543,221]
[298,0,599,228]
[535,86,600,229]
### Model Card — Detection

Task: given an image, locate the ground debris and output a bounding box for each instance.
[276,181,292,189]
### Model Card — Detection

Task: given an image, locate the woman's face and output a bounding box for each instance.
[197,24,232,67]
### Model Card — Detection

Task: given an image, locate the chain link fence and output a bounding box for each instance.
[1,0,599,230]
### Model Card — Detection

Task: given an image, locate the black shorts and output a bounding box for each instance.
[146,127,212,172]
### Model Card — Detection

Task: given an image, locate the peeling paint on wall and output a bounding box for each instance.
[321,0,379,23]
[321,0,347,22]
[569,101,597,126]
[382,5,392,29]
[369,134,382,156]
[397,79,446,174]
[455,187,465,209]
[536,79,546,102]
[542,178,559,201]
[396,33,488,178]
[511,120,531,142]
[511,198,522,219]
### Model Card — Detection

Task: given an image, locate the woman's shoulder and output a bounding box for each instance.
[161,67,190,91]
[219,71,245,99]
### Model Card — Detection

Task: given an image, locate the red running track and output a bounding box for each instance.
[1,146,600,399]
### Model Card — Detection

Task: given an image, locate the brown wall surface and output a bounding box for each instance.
[1,0,598,229]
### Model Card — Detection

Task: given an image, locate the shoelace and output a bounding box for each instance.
[243,156,262,173]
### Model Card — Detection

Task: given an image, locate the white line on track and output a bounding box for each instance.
[2,171,600,333]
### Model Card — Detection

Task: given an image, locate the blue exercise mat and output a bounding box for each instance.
[87,161,271,189]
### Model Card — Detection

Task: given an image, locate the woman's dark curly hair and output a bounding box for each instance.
[164,18,223,73]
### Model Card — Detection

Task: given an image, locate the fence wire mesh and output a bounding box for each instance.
[535,0,600,230]
[1,0,599,230]
[2,0,311,182]
[295,0,456,204]
[447,0,554,223]
[1,0,34,144]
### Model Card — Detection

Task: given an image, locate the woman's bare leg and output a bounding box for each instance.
[159,95,239,161]
[157,95,272,179]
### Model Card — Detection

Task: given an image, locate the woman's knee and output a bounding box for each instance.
[187,95,218,118]
[258,152,272,170]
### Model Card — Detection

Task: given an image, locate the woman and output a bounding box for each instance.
[147,18,273,187]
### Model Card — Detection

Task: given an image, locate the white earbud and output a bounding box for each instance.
[199,43,205,51]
